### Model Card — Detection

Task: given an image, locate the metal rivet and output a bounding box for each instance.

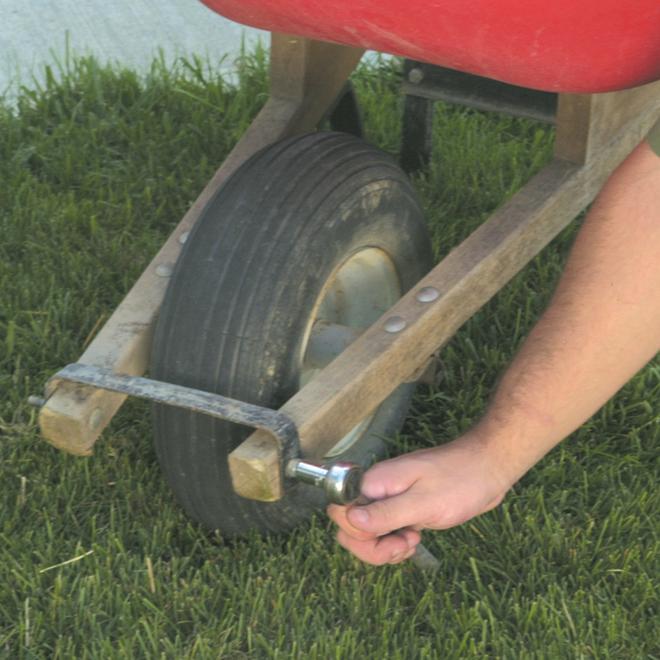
[179,231,190,245]
[416,286,439,303]
[384,316,407,333]
[408,67,424,84]
[155,263,174,277]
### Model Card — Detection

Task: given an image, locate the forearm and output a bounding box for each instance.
[478,140,660,484]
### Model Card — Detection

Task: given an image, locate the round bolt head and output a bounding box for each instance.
[416,286,440,303]
[155,263,174,277]
[408,67,424,84]
[324,462,364,504]
[384,316,407,333]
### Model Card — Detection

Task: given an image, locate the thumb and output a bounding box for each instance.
[347,491,421,536]
[359,455,419,501]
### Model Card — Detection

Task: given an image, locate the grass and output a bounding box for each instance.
[1,50,658,658]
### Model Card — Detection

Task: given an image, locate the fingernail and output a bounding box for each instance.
[391,551,404,562]
[349,508,369,525]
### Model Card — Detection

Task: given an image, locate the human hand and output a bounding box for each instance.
[327,429,514,565]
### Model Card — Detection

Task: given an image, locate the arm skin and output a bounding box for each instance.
[328,138,660,566]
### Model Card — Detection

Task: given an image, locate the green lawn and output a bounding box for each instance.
[1,51,658,658]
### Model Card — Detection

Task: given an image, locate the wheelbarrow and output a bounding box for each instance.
[37,0,660,535]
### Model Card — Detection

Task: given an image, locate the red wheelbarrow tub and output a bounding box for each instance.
[201,0,660,94]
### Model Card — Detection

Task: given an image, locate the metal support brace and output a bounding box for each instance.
[49,364,300,464]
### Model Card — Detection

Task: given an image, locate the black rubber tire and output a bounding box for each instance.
[150,132,433,536]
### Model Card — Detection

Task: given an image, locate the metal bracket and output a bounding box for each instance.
[48,364,301,465]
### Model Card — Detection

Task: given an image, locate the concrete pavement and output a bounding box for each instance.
[1,0,265,94]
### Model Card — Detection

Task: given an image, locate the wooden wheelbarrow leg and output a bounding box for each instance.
[39,34,364,455]
[229,81,660,502]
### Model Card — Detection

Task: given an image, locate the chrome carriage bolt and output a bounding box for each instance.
[285,459,363,505]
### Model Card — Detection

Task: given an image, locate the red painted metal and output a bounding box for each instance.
[201,0,660,93]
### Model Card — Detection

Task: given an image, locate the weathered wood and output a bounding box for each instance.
[229,91,660,501]
[39,34,363,455]
[554,79,660,164]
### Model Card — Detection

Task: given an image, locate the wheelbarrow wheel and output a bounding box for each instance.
[150,132,433,536]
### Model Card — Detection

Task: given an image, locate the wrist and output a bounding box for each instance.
[469,405,557,488]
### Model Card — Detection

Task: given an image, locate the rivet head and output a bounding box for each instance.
[155,263,174,277]
[408,67,424,84]
[179,231,190,245]
[384,316,407,333]
[416,286,439,303]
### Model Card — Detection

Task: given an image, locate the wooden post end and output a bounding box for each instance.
[228,431,284,502]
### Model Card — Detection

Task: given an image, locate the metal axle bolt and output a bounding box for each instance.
[285,459,363,504]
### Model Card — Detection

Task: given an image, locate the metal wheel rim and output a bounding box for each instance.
[299,247,401,458]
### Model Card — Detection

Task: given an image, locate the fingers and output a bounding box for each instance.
[327,453,429,565]
[328,492,424,540]
[328,502,424,537]
[346,493,424,537]
[329,502,423,566]
[327,503,374,541]
[336,528,421,566]
[397,527,422,549]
